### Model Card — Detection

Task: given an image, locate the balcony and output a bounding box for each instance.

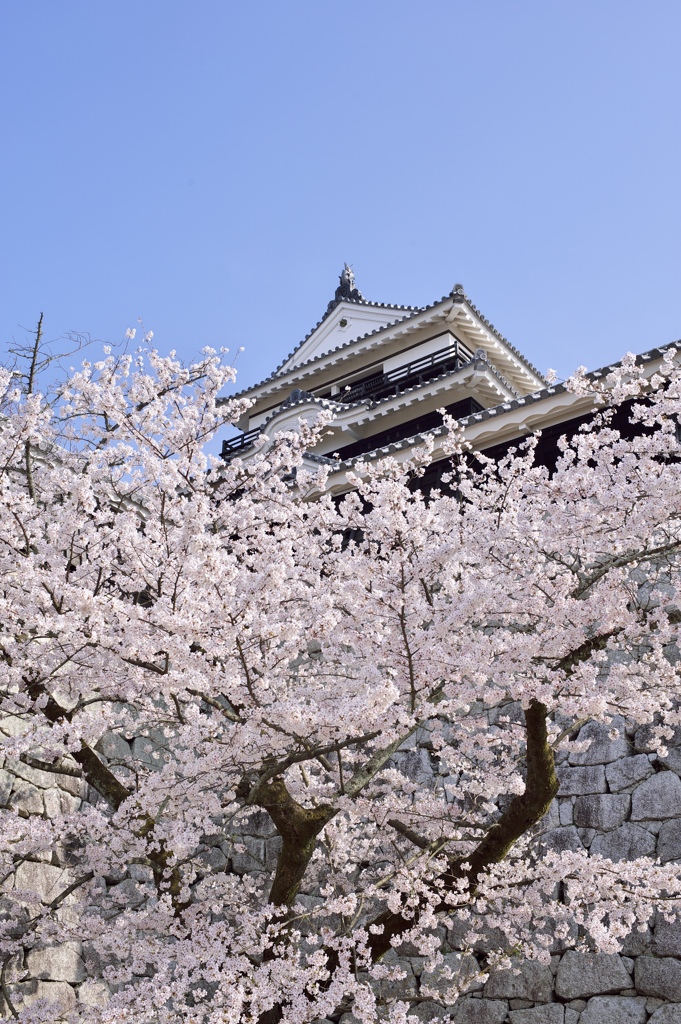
[335,339,473,404]
[221,427,261,459]
[221,339,476,462]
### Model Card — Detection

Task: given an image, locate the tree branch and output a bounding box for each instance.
[364,699,558,961]
[387,818,434,850]
[19,753,83,779]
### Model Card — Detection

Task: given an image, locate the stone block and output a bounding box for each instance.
[579,995,647,1024]
[569,717,630,765]
[483,960,553,1002]
[559,802,573,825]
[14,861,74,902]
[605,755,655,793]
[196,847,228,875]
[131,732,167,768]
[0,768,13,805]
[452,999,509,1024]
[557,766,607,795]
[371,960,417,1000]
[265,836,283,870]
[578,827,596,846]
[9,778,44,815]
[621,924,653,956]
[95,731,132,761]
[241,808,278,838]
[448,915,510,954]
[421,953,482,997]
[538,917,579,955]
[6,757,84,797]
[658,819,681,863]
[653,912,681,957]
[408,1002,448,1022]
[635,721,681,755]
[1,714,28,737]
[555,952,631,999]
[78,980,111,1007]
[660,747,681,776]
[635,956,681,1000]
[82,942,120,977]
[509,1007,564,1024]
[8,758,61,788]
[443,775,461,802]
[537,826,584,854]
[231,836,265,873]
[128,864,154,882]
[590,823,656,861]
[573,794,630,830]
[398,748,434,785]
[631,772,681,821]
[543,799,561,829]
[108,878,147,907]
[648,1006,681,1023]
[489,701,525,726]
[43,788,81,818]
[26,943,86,983]
[12,979,77,1013]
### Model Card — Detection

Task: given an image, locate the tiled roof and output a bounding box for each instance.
[230,351,519,452]
[226,341,679,470]
[326,341,679,469]
[274,294,423,376]
[462,296,546,383]
[228,299,426,401]
[225,287,546,404]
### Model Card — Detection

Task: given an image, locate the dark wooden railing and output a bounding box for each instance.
[221,427,262,458]
[336,340,472,404]
[222,338,475,461]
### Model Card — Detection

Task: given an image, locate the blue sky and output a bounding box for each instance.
[1,1,679,393]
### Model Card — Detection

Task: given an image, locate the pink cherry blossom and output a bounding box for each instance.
[0,343,679,1022]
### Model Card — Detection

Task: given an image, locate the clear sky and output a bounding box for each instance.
[1,0,679,393]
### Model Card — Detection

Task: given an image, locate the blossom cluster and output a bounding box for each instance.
[0,345,679,1022]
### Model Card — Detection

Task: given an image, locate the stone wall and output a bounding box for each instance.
[3,713,681,1022]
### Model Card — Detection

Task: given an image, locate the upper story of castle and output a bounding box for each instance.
[222,269,544,451]
[220,268,677,493]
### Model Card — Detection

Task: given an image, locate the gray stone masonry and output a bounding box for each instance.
[658,819,681,863]
[6,712,681,1021]
[554,952,632,1000]
[605,756,655,793]
[654,915,681,958]
[635,958,681,1001]
[590,822,656,860]
[648,1006,681,1023]
[573,793,630,830]
[567,718,631,766]
[508,1008,565,1024]
[579,996,647,1024]
[631,773,681,822]
[483,963,553,1003]
[557,765,607,795]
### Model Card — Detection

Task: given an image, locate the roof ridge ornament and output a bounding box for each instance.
[281,387,315,409]
[327,263,364,311]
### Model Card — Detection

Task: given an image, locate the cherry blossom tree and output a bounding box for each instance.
[0,342,680,1023]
